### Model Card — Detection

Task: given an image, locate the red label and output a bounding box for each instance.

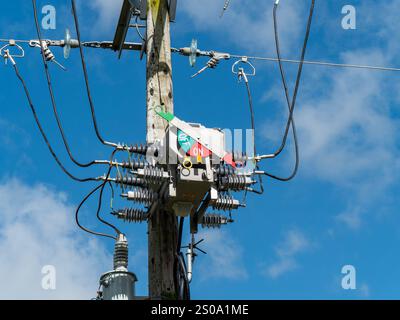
[189,142,211,158]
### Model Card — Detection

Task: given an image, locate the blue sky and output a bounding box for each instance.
[1,0,400,299]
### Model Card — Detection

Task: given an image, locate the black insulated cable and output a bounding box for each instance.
[94,148,123,236]
[12,62,99,183]
[260,0,315,182]
[242,78,264,194]
[75,148,122,240]
[72,0,155,155]
[75,183,117,240]
[32,0,105,168]
[71,0,120,149]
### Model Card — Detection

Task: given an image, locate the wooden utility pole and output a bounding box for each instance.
[146,0,177,299]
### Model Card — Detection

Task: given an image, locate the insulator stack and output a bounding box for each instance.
[207,57,221,69]
[112,208,148,223]
[142,166,167,184]
[126,144,148,155]
[120,159,147,170]
[223,0,231,11]
[42,46,55,62]
[115,175,146,187]
[212,194,241,211]
[114,234,129,270]
[201,214,231,228]
[123,188,158,205]
[219,175,255,191]
[215,165,236,177]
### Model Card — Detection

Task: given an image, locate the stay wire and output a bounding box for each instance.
[71,0,119,149]
[32,0,102,168]
[260,0,315,182]
[12,63,98,183]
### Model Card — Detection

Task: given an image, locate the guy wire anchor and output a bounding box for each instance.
[191,51,231,78]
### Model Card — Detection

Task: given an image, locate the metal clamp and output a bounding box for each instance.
[191,51,231,78]
[0,40,25,65]
[232,56,256,82]
[29,40,66,71]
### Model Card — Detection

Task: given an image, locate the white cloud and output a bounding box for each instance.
[0,178,112,299]
[261,1,400,229]
[266,258,297,279]
[179,0,305,55]
[336,207,362,230]
[264,229,310,279]
[82,0,123,34]
[0,117,30,148]
[298,50,398,182]
[197,229,247,280]
[81,0,304,54]
[295,49,400,228]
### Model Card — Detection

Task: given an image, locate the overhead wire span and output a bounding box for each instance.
[229,55,400,73]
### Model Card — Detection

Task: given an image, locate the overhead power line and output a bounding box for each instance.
[174,46,400,74]
[229,55,400,73]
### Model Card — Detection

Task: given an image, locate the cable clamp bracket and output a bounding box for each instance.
[232,56,256,82]
[0,40,25,65]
